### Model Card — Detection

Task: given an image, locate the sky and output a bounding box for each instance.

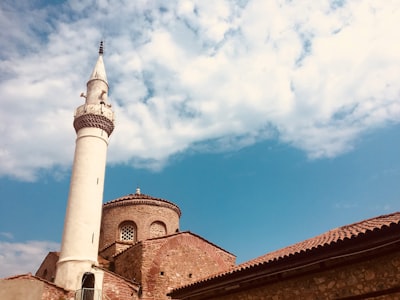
[0,0,399,278]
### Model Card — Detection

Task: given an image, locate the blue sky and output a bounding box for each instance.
[0,0,399,277]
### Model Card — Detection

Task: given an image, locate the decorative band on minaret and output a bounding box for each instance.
[73,112,114,136]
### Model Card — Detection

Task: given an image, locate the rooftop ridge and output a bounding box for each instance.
[93,266,140,289]
[172,211,400,292]
[2,273,72,293]
[103,193,182,216]
[244,211,400,267]
[145,231,236,257]
[112,240,143,258]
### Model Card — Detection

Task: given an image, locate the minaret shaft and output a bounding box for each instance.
[55,43,114,291]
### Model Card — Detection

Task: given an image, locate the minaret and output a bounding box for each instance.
[55,42,114,291]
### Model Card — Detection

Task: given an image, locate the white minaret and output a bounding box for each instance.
[55,42,114,291]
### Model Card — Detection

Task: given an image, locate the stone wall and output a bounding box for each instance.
[214,251,400,300]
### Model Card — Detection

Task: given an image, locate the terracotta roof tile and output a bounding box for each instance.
[112,231,235,258]
[103,193,182,216]
[112,240,142,258]
[243,211,400,267]
[173,211,400,292]
[2,273,72,293]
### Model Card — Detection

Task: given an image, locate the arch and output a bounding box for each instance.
[81,272,95,300]
[119,221,137,242]
[150,221,167,238]
[82,272,95,288]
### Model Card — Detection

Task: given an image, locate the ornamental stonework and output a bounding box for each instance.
[73,104,115,136]
[75,103,114,120]
[73,113,114,136]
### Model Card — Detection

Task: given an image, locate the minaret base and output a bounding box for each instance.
[55,259,104,292]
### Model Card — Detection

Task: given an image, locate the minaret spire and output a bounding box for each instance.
[55,43,115,292]
[86,41,109,105]
[99,40,104,55]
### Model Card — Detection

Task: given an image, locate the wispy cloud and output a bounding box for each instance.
[334,202,393,213]
[0,240,59,278]
[0,232,14,240]
[1,0,399,181]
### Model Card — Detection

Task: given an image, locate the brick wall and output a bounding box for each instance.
[114,232,235,300]
[36,252,59,282]
[100,200,180,250]
[99,243,118,260]
[102,271,139,300]
[100,242,133,261]
[213,251,400,300]
[113,242,144,283]
[42,280,74,300]
[0,275,73,300]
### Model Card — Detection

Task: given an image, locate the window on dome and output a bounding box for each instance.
[150,221,167,238]
[119,222,136,242]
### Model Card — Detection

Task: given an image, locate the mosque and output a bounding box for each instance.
[1,44,399,300]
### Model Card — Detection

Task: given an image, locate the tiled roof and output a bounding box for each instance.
[147,231,236,256]
[103,192,182,216]
[2,273,71,293]
[242,211,400,268]
[112,231,235,258]
[173,211,400,292]
[112,240,142,258]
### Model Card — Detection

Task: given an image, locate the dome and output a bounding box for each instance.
[99,190,181,252]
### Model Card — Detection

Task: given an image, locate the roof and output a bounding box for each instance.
[93,266,140,291]
[243,211,400,267]
[171,211,400,295]
[104,192,182,216]
[112,231,236,259]
[148,231,236,257]
[2,273,71,294]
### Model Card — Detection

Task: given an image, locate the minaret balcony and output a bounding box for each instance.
[74,103,114,121]
[73,103,115,136]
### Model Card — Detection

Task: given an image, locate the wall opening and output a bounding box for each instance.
[81,272,95,300]
[150,221,167,238]
[119,221,137,242]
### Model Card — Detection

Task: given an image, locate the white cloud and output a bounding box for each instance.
[0,240,59,278]
[0,0,399,180]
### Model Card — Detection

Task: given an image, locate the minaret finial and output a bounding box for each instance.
[99,41,104,55]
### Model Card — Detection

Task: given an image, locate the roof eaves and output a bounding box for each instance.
[2,273,72,293]
[171,211,400,295]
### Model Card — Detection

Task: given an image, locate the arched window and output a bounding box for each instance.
[150,221,167,238]
[119,221,136,242]
[81,272,95,300]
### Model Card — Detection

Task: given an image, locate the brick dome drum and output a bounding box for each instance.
[99,191,181,251]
